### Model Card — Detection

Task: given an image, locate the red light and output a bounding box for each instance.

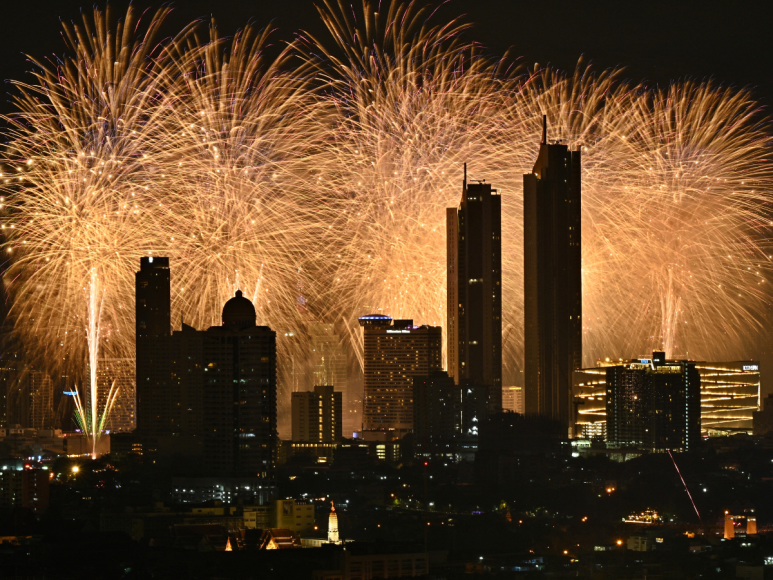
[24,464,31,470]
[423,462,428,466]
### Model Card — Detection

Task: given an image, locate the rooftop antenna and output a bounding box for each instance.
[542,115,547,145]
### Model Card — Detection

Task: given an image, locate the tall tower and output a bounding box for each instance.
[447,165,502,411]
[135,257,171,434]
[358,315,442,438]
[523,116,582,429]
[202,290,277,479]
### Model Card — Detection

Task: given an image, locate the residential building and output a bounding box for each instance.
[292,385,342,443]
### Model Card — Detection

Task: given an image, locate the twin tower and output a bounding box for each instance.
[447,116,581,428]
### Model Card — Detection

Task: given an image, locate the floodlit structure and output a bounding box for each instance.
[573,358,760,438]
[725,507,757,539]
[328,501,340,544]
[96,359,135,432]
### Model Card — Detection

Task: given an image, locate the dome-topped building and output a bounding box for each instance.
[222,290,256,329]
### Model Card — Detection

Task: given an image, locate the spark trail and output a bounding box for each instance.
[0,2,770,431]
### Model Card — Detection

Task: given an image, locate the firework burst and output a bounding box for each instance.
[1,1,770,434]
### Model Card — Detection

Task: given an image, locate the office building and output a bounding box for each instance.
[292,385,342,443]
[605,353,700,452]
[524,116,582,429]
[413,371,460,458]
[97,359,135,433]
[135,256,171,434]
[574,358,760,438]
[447,165,502,412]
[358,315,442,438]
[29,371,53,429]
[502,386,524,415]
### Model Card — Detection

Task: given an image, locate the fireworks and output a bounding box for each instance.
[1,2,771,432]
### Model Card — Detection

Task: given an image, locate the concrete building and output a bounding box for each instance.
[575,358,760,439]
[447,165,502,412]
[135,256,171,435]
[292,385,342,443]
[502,386,524,415]
[606,353,700,452]
[273,499,315,534]
[29,371,53,429]
[412,372,459,459]
[358,316,441,439]
[309,323,348,420]
[96,359,135,432]
[0,464,49,514]
[524,117,582,430]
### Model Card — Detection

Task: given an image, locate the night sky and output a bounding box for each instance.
[1,0,772,110]
[1,0,772,389]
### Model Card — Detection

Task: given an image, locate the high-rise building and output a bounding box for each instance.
[29,371,53,429]
[0,353,23,427]
[135,256,171,434]
[96,359,135,433]
[291,385,342,443]
[447,165,502,412]
[201,291,277,478]
[524,116,582,429]
[502,386,524,415]
[606,354,700,452]
[309,323,350,431]
[413,371,460,458]
[574,357,760,439]
[358,315,442,438]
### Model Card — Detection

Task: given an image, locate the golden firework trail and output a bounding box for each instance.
[0,2,771,433]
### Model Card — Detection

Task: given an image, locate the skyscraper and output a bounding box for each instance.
[524,116,582,429]
[201,291,277,478]
[291,385,342,443]
[358,315,442,438]
[447,165,502,412]
[135,256,171,434]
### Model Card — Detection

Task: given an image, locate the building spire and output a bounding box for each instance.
[542,115,547,144]
[463,163,467,190]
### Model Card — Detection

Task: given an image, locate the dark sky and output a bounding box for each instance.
[1,0,772,111]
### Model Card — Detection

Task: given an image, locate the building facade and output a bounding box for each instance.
[574,358,760,439]
[358,315,442,437]
[413,371,460,458]
[97,359,135,432]
[291,385,342,443]
[29,371,53,429]
[605,354,701,452]
[201,291,277,478]
[447,165,502,411]
[502,386,525,415]
[523,117,582,430]
[135,256,171,435]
